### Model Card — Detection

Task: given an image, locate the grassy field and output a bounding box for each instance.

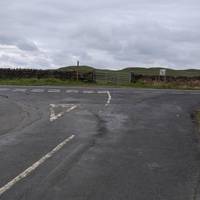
[195,110,200,132]
[0,78,199,90]
[196,111,200,123]
[59,66,200,77]
[0,65,199,89]
[0,78,95,86]
[130,81,200,90]
[121,67,200,77]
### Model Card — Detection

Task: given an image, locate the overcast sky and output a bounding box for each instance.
[0,0,200,69]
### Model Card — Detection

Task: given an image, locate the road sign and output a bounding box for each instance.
[160,69,166,76]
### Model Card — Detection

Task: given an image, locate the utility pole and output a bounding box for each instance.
[76,60,79,81]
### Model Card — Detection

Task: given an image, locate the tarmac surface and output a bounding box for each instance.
[0,86,200,200]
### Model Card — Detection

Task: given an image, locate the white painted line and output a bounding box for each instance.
[66,90,79,93]
[0,135,75,197]
[167,91,200,95]
[50,104,77,122]
[13,88,27,92]
[83,90,95,94]
[0,88,10,91]
[97,91,107,94]
[105,91,111,106]
[31,89,45,93]
[97,90,111,106]
[189,92,200,95]
[188,92,199,95]
[48,89,60,93]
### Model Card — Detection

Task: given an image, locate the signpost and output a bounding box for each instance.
[159,69,166,82]
[159,69,166,76]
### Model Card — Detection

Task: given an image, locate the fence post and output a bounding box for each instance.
[92,70,96,82]
[76,70,79,81]
[129,72,133,83]
[105,73,108,84]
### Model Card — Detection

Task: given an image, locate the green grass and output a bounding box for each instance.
[195,110,200,132]
[0,78,199,90]
[130,81,200,90]
[59,65,95,73]
[59,66,200,77]
[0,78,135,88]
[196,111,200,123]
[121,67,200,77]
[0,78,96,86]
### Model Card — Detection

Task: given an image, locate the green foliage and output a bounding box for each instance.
[129,81,200,90]
[0,77,199,90]
[195,110,200,131]
[122,67,200,77]
[0,78,95,86]
[59,66,200,77]
[59,65,95,72]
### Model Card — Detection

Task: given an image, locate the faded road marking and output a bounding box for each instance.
[50,104,77,122]
[48,89,60,93]
[97,90,108,94]
[97,91,111,106]
[83,90,95,94]
[105,91,111,106]
[31,89,45,93]
[0,135,75,197]
[0,88,10,91]
[66,90,79,93]
[13,88,27,92]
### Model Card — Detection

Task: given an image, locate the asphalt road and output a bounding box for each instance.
[0,86,200,200]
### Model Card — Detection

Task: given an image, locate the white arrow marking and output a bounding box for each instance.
[49,104,77,122]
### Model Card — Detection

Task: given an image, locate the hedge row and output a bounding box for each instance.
[0,68,94,81]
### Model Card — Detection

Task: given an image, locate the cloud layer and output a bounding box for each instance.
[0,0,200,69]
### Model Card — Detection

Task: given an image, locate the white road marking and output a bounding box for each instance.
[83,90,95,94]
[105,91,111,106]
[50,104,77,122]
[0,88,10,91]
[97,90,108,94]
[31,89,45,93]
[97,90,112,106]
[189,92,200,95]
[0,135,75,197]
[66,90,79,93]
[48,89,60,93]
[13,88,27,92]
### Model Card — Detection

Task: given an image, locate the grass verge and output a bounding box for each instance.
[128,81,200,90]
[0,78,96,86]
[0,78,199,90]
[196,110,200,127]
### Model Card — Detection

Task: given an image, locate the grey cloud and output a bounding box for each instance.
[0,0,200,69]
[0,34,39,52]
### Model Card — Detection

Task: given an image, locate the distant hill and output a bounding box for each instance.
[59,65,95,72]
[59,66,200,77]
[121,67,200,77]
